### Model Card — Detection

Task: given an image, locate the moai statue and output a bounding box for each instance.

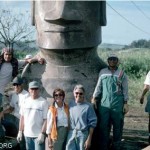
[22,1,107,102]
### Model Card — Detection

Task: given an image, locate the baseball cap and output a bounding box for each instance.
[29,81,40,89]
[107,54,118,60]
[12,77,23,85]
[25,54,32,59]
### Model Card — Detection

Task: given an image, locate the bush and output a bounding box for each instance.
[97,48,150,78]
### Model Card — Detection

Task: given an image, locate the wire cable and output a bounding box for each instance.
[107,2,150,36]
[131,1,150,22]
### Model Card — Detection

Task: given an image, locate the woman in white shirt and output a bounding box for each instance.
[46,88,69,150]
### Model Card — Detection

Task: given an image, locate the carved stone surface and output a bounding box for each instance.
[22,1,107,102]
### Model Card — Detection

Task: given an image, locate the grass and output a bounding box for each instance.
[97,47,150,106]
[15,47,150,107]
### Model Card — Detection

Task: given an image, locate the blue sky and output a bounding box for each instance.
[103,1,150,45]
[0,1,150,45]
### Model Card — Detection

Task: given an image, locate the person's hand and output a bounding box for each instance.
[38,58,45,65]
[123,103,129,114]
[140,96,144,104]
[91,98,97,109]
[0,111,4,120]
[48,142,53,150]
[17,131,23,142]
[48,134,53,150]
[84,137,91,150]
[37,133,45,144]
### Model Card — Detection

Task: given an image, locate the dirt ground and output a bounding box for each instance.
[120,105,149,150]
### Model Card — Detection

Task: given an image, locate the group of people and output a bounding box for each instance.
[0,47,131,150]
[0,47,44,146]
[1,46,150,150]
[0,47,129,150]
[3,78,97,150]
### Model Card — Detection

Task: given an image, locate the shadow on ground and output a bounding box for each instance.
[120,129,148,150]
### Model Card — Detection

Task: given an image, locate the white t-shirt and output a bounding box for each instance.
[144,71,150,86]
[10,89,29,119]
[20,96,48,137]
[0,61,26,95]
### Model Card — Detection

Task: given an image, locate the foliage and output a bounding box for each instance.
[98,47,150,105]
[98,48,150,78]
[14,49,38,59]
[123,39,150,49]
[0,9,35,49]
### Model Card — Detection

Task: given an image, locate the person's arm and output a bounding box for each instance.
[3,97,15,115]
[37,119,47,144]
[84,127,94,150]
[19,115,24,131]
[84,105,97,150]
[46,109,54,149]
[18,55,45,68]
[26,55,45,65]
[3,106,14,114]
[140,71,150,104]
[140,84,149,104]
[41,119,47,134]
[37,100,49,144]
[17,115,24,142]
[122,73,129,104]
[120,72,129,114]
[91,72,102,109]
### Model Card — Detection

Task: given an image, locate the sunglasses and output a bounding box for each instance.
[13,84,20,86]
[108,57,118,61]
[30,88,39,90]
[54,94,63,97]
[75,92,83,96]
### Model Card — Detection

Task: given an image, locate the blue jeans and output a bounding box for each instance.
[25,137,45,150]
[66,130,88,150]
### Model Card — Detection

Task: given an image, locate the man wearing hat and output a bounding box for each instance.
[3,77,29,125]
[91,54,129,150]
[2,76,29,150]
[0,47,45,140]
[17,81,48,150]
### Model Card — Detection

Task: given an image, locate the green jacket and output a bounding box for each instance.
[93,67,128,111]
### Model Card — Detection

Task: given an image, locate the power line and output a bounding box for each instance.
[107,2,150,36]
[131,1,150,22]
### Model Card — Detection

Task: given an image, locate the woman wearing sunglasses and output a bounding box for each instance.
[46,88,69,150]
[66,84,97,150]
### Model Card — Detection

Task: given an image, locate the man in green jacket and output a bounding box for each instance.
[91,54,129,150]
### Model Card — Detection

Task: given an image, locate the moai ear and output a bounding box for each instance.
[99,1,107,26]
[31,0,35,26]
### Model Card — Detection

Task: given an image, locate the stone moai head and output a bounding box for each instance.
[31,1,106,50]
